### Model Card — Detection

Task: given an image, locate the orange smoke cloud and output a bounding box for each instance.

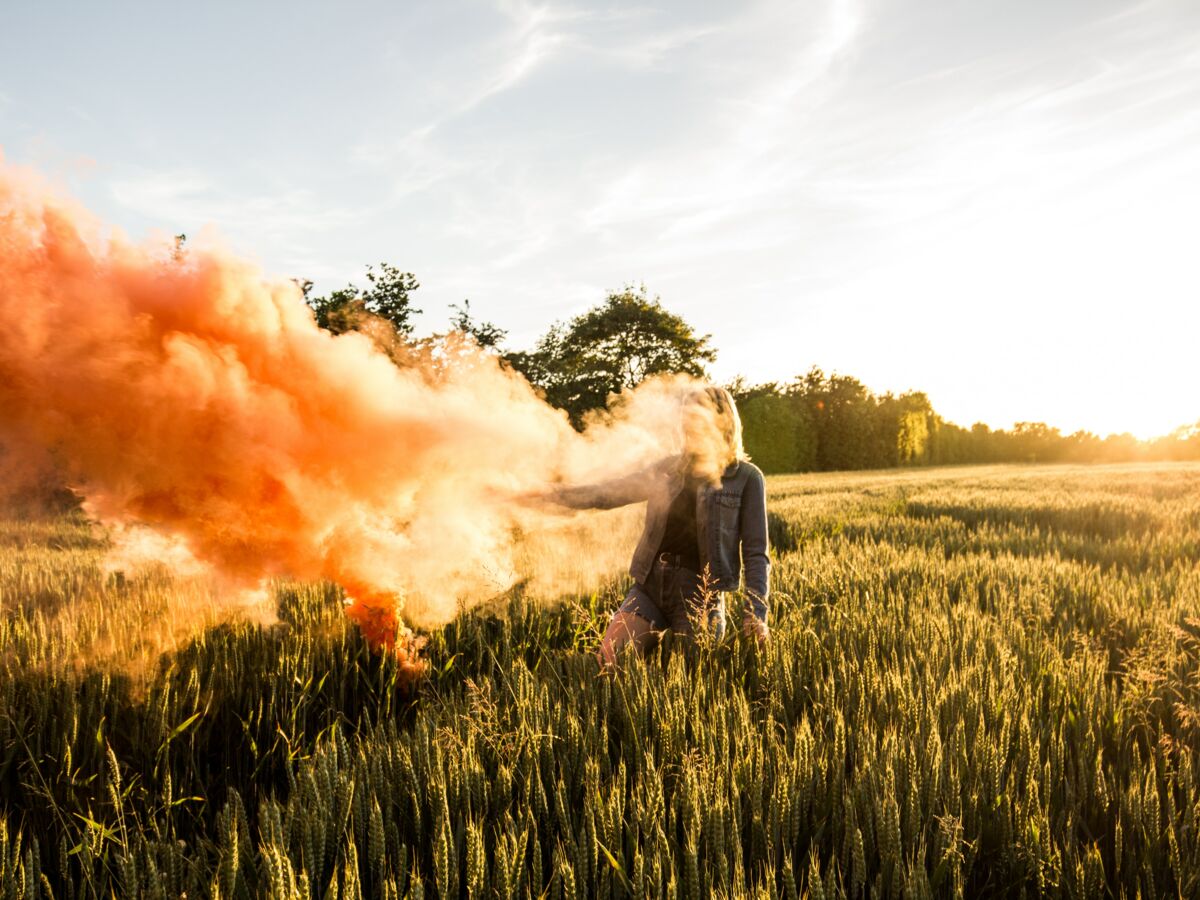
[0,161,703,652]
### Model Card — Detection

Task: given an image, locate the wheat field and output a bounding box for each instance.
[1,462,1198,898]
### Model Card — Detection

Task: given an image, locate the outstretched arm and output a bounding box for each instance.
[739,467,770,634]
[544,457,674,511]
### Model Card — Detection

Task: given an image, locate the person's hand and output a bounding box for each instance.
[742,611,770,645]
[511,487,550,507]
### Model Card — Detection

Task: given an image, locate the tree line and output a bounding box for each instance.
[730,375,1200,474]
[301,264,1200,474]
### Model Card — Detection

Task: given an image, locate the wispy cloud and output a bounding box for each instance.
[572,14,722,71]
[352,1,578,196]
[109,169,365,282]
[581,0,866,240]
[111,170,359,234]
[473,1,576,113]
[828,1,1200,239]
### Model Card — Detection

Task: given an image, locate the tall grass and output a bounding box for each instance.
[1,462,1197,898]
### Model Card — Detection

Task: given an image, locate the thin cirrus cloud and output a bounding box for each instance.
[351,0,580,193]
[107,169,365,280]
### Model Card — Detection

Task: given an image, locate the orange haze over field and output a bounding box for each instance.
[0,161,710,654]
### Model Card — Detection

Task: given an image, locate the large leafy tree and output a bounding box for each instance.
[507,286,716,426]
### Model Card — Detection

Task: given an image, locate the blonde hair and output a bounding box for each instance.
[684,384,747,480]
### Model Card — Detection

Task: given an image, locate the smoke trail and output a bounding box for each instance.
[0,161,709,657]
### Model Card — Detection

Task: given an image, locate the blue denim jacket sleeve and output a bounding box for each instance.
[739,465,770,623]
[549,456,674,511]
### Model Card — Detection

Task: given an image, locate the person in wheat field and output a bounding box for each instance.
[546,385,770,668]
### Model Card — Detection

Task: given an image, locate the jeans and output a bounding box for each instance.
[619,557,727,639]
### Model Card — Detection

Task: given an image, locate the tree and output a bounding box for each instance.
[307,285,361,335]
[795,368,878,471]
[726,377,782,404]
[306,263,422,337]
[895,392,933,465]
[507,285,716,425]
[1011,422,1063,463]
[739,391,818,474]
[449,300,507,351]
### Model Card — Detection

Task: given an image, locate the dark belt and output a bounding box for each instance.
[656,552,689,568]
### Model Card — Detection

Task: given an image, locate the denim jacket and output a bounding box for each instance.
[552,456,770,623]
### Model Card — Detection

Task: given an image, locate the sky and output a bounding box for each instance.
[2,0,1197,438]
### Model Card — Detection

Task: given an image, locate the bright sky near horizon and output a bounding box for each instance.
[2,0,1197,438]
